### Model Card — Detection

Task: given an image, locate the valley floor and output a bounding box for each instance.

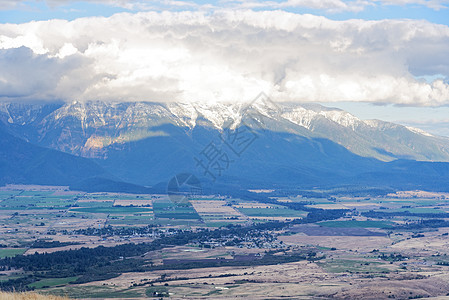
[2,186,449,299]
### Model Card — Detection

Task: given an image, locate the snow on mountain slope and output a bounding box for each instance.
[318,110,363,130]
[165,102,198,128]
[406,126,434,137]
[280,105,365,131]
[280,107,318,129]
[36,99,425,138]
[1,100,447,162]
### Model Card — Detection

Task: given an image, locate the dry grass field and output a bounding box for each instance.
[279,234,392,251]
[113,199,153,206]
[304,203,350,209]
[59,255,449,299]
[190,200,246,223]
[77,199,113,203]
[191,200,243,215]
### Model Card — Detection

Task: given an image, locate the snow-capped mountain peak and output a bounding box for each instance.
[318,110,362,130]
[0,100,444,163]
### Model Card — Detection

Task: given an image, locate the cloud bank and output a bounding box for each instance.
[0,10,448,105]
[1,0,448,12]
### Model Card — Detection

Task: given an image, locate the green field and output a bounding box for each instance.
[154,212,201,219]
[153,200,201,220]
[0,248,26,258]
[0,191,21,200]
[28,276,79,289]
[75,201,114,208]
[19,191,54,196]
[0,194,76,209]
[48,285,144,298]
[152,200,177,209]
[71,207,152,214]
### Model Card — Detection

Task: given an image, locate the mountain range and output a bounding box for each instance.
[2,97,449,194]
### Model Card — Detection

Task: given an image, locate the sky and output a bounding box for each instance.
[0,0,448,135]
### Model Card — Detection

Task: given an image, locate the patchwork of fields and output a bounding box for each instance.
[2,186,449,299]
[0,187,309,248]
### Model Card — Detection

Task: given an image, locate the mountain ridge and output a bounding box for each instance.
[1,100,448,162]
[3,99,449,193]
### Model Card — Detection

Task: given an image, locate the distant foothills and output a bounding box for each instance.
[2,99,449,195]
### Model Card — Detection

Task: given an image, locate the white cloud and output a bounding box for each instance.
[0,0,200,11]
[373,0,449,10]
[228,0,370,13]
[0,10,448,105]
[273,0,449,11]
[0,0,448,12]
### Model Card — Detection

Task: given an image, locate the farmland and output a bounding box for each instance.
[2,185,449,298]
